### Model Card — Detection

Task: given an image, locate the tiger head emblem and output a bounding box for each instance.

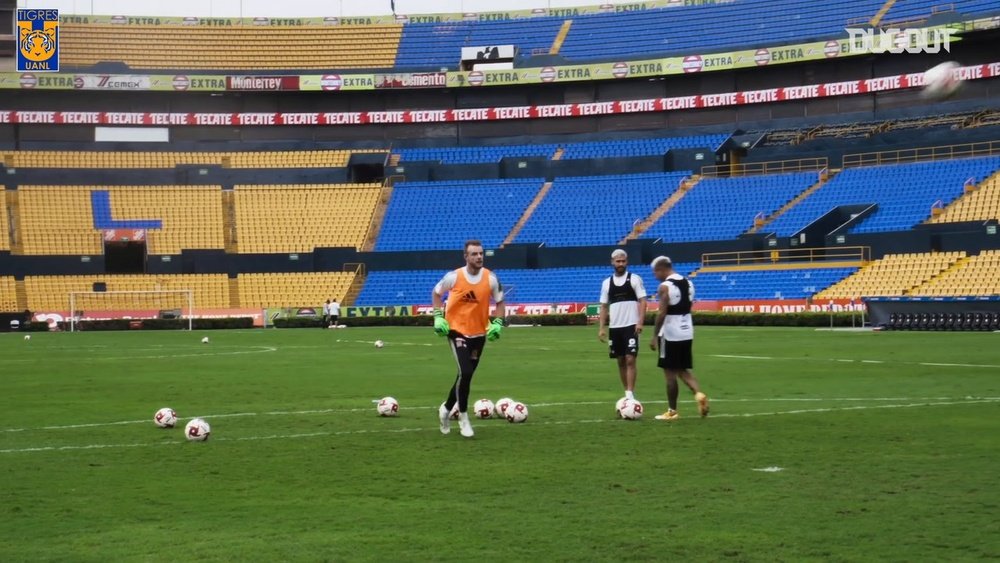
[20,27,57,62]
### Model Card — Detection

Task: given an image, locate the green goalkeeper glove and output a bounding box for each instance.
[433,308,450,337]
[487,317,505,342]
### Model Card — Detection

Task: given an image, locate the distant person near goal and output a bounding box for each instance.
[324,299,340,327]
[649,256,708,421]
[598,249,647,402]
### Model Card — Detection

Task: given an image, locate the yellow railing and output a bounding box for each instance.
[702,246,871,268]
[343,262,366,277]
[701,157,828,177]
[843,140,1000,168]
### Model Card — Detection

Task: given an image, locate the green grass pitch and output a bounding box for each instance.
[1,326,999,561]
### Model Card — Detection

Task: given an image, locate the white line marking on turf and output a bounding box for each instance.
[3,399,999,455]
[752,467,785,472]
[0,346,278,362]
[710,354,1000,369]
[5,396,997,433]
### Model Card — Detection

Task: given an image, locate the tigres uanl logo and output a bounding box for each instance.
[17,9,59,72]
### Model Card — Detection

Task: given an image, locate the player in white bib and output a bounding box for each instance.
[648,256,708,421]
[598,249,647,402]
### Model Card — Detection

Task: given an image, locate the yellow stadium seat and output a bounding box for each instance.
[910,251,1000,297]
[0,276,16,312]
[24,274,231,312]
[233,183,382,253]
[815,251,964,299]
[929,175,1000,224]
[237,272,355,308]
[1,150,382,169]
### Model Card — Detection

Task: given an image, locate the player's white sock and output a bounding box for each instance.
[625,390,635,400]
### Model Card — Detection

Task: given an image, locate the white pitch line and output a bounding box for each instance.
[0,346,278,363]
[4,396,996,434]
[710,354,1000,369]
[2,399,998,455]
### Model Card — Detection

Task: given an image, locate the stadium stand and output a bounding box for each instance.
[354,263,700,306]
[516,172,689,247]
[928,172,1000,224]
[396,145,558,164]
[0,276,16,312]
[395,19,564,68]
[765,157,1000,236]
[234,184,382,253]
[60,24,402,69]
[17,186,224,255]
[643,171,820,243]
[559,135,729,159]
[375,179,542,251]
[23,274,230,311]
[0,193,10,251]
[690,267,858,300]
[815,252,964,299]
[881,0,1000,24]
[909,250,1000,297]
[3,150,368,169]
[237,272,356,308]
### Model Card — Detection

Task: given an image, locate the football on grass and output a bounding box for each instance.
[505,402,528,423]
[473,398,495,419]
[376,396,399,417]
[615,397,627,418]
[184,418,211,441]
[154,407,177,428]
[495,397,514,418]
[619,399,644,420]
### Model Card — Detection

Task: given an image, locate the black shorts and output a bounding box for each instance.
[608,327,639,358]
[449,332,487,365]
[330,315,339,324]
[658,338,693,370]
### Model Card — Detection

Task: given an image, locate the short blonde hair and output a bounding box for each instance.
[611,249,628,260]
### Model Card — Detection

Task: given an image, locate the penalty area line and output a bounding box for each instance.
[2,399,998,455]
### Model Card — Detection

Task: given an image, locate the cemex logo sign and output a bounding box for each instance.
[845,27,955,54]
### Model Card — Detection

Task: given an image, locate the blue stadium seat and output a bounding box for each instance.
[691,268,857,300]
[515,172,690,247]
[396,144,558,164]
[375,178,543,251]
[560,135,729,159]
[766,157,1000,237]
[643,171,819,243]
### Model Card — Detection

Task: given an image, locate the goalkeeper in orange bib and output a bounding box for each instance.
[431,240,506,438]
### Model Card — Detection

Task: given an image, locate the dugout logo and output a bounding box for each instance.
[17,9,60,72]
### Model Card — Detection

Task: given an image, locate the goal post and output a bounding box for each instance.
[68,290,195,332]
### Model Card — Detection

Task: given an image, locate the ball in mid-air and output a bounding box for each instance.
[619,399,644,420]
[473,398,495,419]
[201,336,209,344]
[505,402,528,423]
[377,396,399,417]
[374,340,384,348]
[922,61,962,100]
[154,407,177,428]
[23,334,31,341]
[184,418,211,441]
[494,397,514,418]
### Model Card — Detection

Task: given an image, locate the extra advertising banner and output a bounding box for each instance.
[0,73,226,91]
[1,62,996,126]
[33,308,266,328]
[58,1,728,27]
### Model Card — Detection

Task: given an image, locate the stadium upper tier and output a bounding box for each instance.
[765,156,1000,237]
[396,135,728,164]
[58,1,997,71]
[2,150,373,169]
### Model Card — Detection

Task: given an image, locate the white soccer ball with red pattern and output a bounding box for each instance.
[619,399,644,420]
[505,402,529,423]
[154,407,177,428]
[495,397,514,418]
[376,396,399,417]
[922,61,962,100]
[473,398,495,419]
[184,418,211,441]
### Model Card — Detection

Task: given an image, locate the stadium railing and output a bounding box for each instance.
[843,140,1000,168]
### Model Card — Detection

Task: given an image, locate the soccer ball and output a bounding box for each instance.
[614,397,627,418]
[376,396,399,417]
[23,334,30,341]
[201,336,209,344]
[374,340,385,348]
[505,402,528,423]
[473,398,495,419]
[495,397,514,418]
[922,61,961,100]
[619,399,644,420]
[184,418,211,441]
[154,407,177,428]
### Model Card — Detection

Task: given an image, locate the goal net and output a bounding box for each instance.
[68,290,194,331]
